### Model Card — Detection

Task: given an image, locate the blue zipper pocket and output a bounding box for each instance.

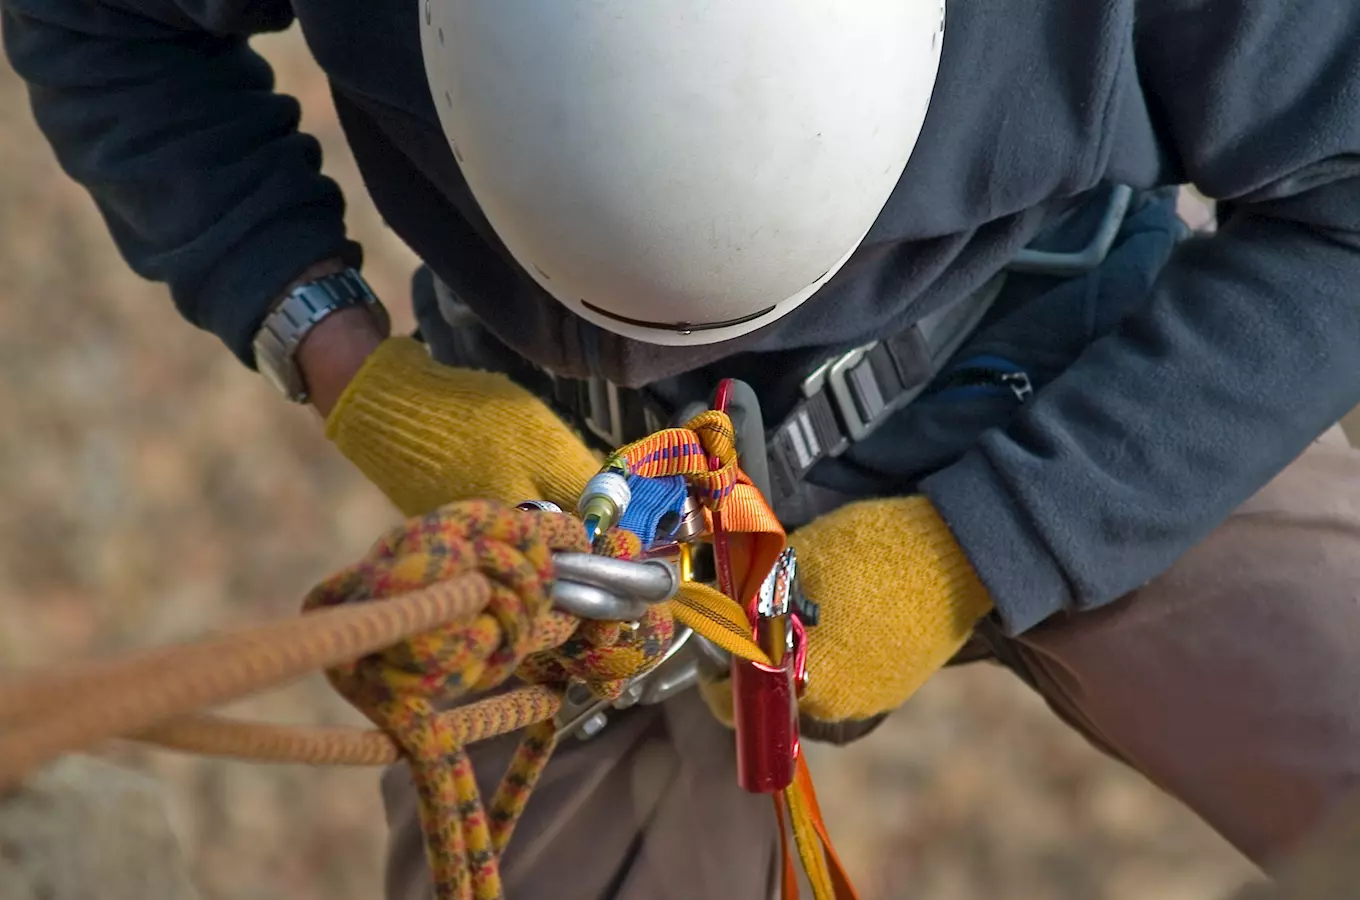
[923,354,1033,403]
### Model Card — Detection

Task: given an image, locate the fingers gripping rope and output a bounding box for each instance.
[0,411,854,900]
[303,501,673,900]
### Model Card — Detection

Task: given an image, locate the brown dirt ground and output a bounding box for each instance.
[4,24,1351,900]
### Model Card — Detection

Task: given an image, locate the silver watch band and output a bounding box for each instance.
[252,268,390,403]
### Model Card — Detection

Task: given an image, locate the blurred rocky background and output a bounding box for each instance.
[4,24,1350,900]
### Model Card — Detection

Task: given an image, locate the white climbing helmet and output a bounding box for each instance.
[419,0,947,346]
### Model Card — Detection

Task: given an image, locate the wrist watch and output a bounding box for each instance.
[252,267,391,403]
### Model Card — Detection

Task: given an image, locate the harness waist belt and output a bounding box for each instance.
[493,184,1136,511]
[764,272,1007,504]
[547,270,1007,510]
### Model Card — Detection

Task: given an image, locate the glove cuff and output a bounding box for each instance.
[789,495,994,724]
[897,495,994,626]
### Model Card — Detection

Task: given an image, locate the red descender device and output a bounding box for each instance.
[709,379,813,795]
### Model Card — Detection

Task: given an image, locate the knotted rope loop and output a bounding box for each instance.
[519,527,674,701]
[304,501,585,717]
[302,501,676,900]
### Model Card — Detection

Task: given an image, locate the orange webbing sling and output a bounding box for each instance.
[608,408,859,900]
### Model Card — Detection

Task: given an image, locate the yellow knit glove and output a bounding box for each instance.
[325,337,601,518]
[699,495,993,734]
[790,495,993,726]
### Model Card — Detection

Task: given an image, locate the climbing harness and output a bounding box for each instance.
[0,380,854,900]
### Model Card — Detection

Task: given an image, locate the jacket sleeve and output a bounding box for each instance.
[1,0,361,365]
[921,0,1360,633]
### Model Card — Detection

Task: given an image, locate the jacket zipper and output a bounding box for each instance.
[925,354,1034,403]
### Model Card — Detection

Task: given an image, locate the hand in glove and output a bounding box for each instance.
[325,336,601,518]
[790,495,993,731]
[700,495,993,739]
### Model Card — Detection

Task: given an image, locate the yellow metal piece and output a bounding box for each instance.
[678,543,695,583]
[579,496,620,542]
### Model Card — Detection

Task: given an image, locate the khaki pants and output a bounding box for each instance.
[382,428,1360,899]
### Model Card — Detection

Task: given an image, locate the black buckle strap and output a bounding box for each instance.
[767,329,936,504]
[549,273,1009,511]
[549,373,665,451]
[766,270,1011,506]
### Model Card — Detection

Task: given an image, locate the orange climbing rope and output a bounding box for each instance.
[0,409,856,900]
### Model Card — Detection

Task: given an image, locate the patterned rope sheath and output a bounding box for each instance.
[304,501,674,900]
[0,503,681,900]
[0,408,850,900]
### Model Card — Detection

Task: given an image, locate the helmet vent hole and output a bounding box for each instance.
[533,265,551,282]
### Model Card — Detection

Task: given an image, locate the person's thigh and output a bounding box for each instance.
[380,690,777,900]
[1004,427,1360,867]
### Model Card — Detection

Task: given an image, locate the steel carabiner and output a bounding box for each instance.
[549,553,679,621]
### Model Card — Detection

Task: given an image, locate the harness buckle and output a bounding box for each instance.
[1008,184,1134,276]
[550,371,667,451]
[826,343,880,443]
[582,376,626,448]
[804,340,904,448]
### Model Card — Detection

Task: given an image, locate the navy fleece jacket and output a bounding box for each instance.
[5,0,1360,633]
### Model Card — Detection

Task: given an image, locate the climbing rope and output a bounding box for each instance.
[0,409,854,900]
[301,502,681,899]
